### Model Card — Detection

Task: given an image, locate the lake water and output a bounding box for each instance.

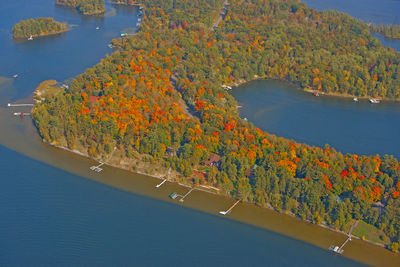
[0,145,362,266]
[0,0,399,266]
[232,80,400,159]
[232,0,400,159]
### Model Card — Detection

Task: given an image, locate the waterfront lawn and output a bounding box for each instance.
[352,221,390,246]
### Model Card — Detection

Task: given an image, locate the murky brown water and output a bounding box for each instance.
[0,97,399,266]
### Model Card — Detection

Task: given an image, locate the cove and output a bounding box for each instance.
[231,79,400,159]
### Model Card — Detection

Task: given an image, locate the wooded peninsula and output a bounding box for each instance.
[55,0,105,15]
[370,23,400,40]
[33,0,400,253]
[13,17,68,39]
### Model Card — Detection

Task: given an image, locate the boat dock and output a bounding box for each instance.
[156,178,167,188]
[179,187,195,202]
[13,112,31,116]
[329,221,359,254]
[8,103,34,107]
[169,186,196,202]
[219,199,240,215]
[156,168,170,188]
[90,161,104,172]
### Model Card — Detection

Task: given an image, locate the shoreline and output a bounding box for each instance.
[47,140,394,255]
[228,76,400,103]
[13,28,70,40]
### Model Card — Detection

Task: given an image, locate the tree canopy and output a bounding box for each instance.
[33,0,400,252]
[13,17,68,39]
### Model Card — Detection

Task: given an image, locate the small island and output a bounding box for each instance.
[12,17,69,39]
[370,23,400,40]
[56,0,105,16]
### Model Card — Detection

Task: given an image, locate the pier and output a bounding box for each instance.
[329,221,359,254]
[89,147,116,172]
[169,186,196,202]
[219,199,240,215]
[90,161,104,172]
[156,168,170,188]
[179,187,195,202]
[13,112,31,116]
[8,103,34,107]
[156,179,167,188]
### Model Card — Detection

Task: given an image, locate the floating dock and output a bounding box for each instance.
[90,161,104,172]
[219,199,240,215]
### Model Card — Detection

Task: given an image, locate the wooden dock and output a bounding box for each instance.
[219,199,240,215]
[179,187,195,202]
[156,178,167,188]
[329,221,359,254]
[8,103,34,107]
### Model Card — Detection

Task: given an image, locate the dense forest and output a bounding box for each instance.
[55,0,105,15]
[110,0,138,5]
[33,0,400,252]
[12,17,68,39]
[370,23,400,40]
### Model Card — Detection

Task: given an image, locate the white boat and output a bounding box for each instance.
[13,74,18,78]
[96,26,100,30]
[329,245,343,254]
[369,98,380,104]
[28,35,33,41]
[353,97,358,102]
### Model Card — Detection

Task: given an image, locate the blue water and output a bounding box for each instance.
[0,145,360,266]
[0,0,138,103]
[232,80,400,159]
[0,0,397,265]
[304,0,400,25]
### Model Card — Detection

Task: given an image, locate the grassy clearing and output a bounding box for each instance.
[352,221,391,245]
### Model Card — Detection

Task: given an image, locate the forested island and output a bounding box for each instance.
[33,0,400,253]
[370,23,400,40]
[55,0,105,15]
[12,17,68,39]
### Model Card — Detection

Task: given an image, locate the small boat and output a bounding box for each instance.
[313,92,319,97]
[108,43,114,48]
[221,85,232,90]
[353,97,358,102]
[329,245,343,254]
[28,35,33,41]
[369,98,380,104]
[96,26,100,30]
[13,112,30,117]
[120,32,128,37]
[13,74,18,78]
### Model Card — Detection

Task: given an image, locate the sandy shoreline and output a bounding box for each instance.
[48,141,393,255]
